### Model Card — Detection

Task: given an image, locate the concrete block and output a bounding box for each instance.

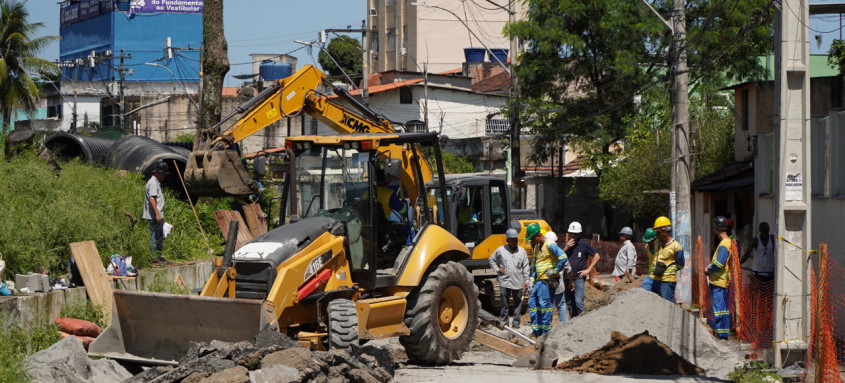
[40,274,50,293]
[15,273,41,292]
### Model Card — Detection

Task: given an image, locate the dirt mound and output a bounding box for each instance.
[557,331,703,375]
[584,276,643,312]
[544,288,740,379]
[123,327,395,383]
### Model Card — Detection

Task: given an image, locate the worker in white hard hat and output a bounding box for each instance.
[562,221,600,318]
[612,227,637,282]
[488,228,531,328]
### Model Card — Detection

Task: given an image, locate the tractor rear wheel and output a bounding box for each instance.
[327,299,358,350]
[399,261,479,364]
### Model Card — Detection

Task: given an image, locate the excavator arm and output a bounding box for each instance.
[185,64,433,196]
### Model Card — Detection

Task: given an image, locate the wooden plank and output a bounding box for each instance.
[241,203,268,237]
[213,210,253,250]
[69,241,113,322]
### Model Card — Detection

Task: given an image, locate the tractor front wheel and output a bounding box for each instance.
[399,261,480,364]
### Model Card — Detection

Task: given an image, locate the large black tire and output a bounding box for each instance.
[327,299,358,350]
[399,261,480,364]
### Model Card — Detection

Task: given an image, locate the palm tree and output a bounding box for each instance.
[0,0,57,133]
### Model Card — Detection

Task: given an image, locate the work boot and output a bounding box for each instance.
[512,322,520,329]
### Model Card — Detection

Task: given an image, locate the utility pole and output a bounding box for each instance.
[508,0,521,206]
[772,0,811,368]
[97,50,133,135]
[670,0,691,303]
[324,28,372,105]
[72,61,79,133]
[640,0,691,302]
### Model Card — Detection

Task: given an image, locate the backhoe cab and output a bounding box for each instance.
[91,132,482,366]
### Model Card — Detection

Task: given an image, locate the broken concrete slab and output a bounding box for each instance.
[248,364,300,383]
[25,336,131,383]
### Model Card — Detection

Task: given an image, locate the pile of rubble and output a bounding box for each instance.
[27,327,395,383]
[557,331,703,375]
[544,288,740,379]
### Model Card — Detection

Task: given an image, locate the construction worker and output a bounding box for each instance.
[489,228,530,328]
[562,221,600,318]
[143,161,169,262]
[706,216,732,339]
[651,216,684,302]
[740,221,775,283]
[641,228,660,293]
[526,223,574,337]
[545,231,569,322]
[612,227,637,282]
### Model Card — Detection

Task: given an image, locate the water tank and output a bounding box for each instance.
[259,60,293,81]
[463,48,486,63]
[488,48,509,63]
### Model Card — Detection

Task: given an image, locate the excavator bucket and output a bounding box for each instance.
[183,149,259,196]
[88,290,277,365]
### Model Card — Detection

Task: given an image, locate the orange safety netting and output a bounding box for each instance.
[804,243,843,383]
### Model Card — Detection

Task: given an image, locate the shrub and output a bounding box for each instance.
[58,299,107,329]
[147,271,191,294]
[0,153,225,276]
[0,320,61,383]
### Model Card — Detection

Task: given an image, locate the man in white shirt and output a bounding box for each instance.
[612,227,637,281]
[488,228,530,328]
[143,161,168,262]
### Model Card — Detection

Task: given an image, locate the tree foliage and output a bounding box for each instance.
[829,39,845,75]
[318,35,363,79]
[503,0,772,164]
[0,0,58,132]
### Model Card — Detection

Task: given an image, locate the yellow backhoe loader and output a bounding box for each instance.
[89,66,557,368]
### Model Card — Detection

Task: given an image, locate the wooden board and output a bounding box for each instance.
[213,210,253,250]
[241,203,268,238]
[69,241,113,321]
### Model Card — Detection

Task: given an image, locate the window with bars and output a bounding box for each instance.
[485,119,509,135]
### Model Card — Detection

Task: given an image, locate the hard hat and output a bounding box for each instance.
[653,216,671,230]
[505,228,519,239]
[642,227,657,242]
[152,160,170,175]
[714,216,728,230]
[525,223,542,240]
[567,221,582,234]
[619,227,633,237]
[544,231,558,242]
[759,222,770,232]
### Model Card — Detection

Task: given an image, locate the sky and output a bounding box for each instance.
[28,0,365,86]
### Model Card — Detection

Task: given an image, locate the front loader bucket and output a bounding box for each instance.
[88,290,277,365]
[184,149,258,197]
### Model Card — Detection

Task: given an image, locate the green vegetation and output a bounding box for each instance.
[829,39,845,75]
[728,361,783,383]
[0,318,60,383]
[169,132,196,143]
[0,152,226,276]
[58,298,107,329]
[146,271,191,294]
[0,0,58,132]
[441,150,476,174]
[318,35,363,79]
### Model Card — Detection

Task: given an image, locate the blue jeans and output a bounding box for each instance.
[564,277,586,318]
[148,219,164,257]
[656,280,676,303]
[553,291,569,322]
[641,276,655,293]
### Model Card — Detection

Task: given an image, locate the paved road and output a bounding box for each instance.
[393,351,731,383]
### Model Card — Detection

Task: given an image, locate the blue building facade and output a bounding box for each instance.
[59,0,202,83]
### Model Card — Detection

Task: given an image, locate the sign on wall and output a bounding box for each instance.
[130,0,203,14]
[61,0,202,27]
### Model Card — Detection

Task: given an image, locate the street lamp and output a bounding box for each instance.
[411,2,510,75]
[144,62,199,109]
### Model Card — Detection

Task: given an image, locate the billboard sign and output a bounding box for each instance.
[130,0,203,14]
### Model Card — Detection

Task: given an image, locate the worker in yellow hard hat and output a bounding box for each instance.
[650,216,685,303]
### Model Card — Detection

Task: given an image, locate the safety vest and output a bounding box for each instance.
[533,241,564,281]
[708,238,732,288]
[645,242,661,274]
[652,239,683,282]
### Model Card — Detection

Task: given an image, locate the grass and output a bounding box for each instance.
[147,271,191,294]
[0,317,61,383]
[0,152,232,276]
[728,361,783,383]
